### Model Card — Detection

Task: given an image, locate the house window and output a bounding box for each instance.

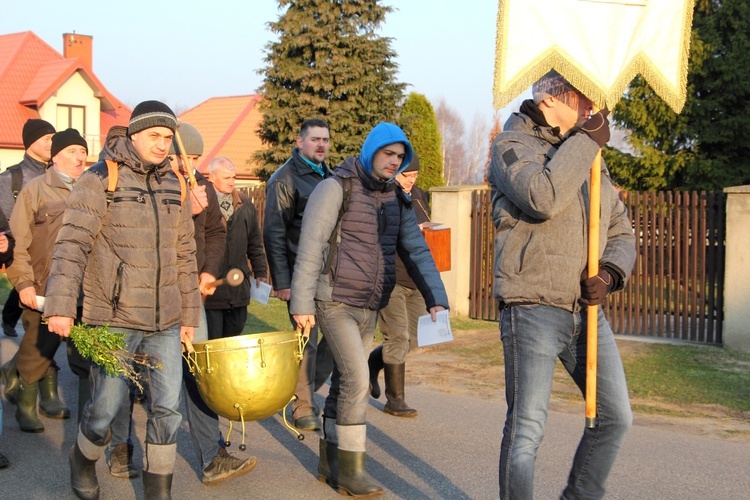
[57,105,86,135]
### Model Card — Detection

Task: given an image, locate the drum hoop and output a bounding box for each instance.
[192,338,299,355]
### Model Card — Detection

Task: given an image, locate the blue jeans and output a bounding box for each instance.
[317,301,377,425]
[499,305,632,500]
[81,325,183,447]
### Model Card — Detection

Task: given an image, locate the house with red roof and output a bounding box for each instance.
[0,31,130,171]
[179,95,265,184]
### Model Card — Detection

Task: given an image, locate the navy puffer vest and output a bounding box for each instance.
[330,158,401,310]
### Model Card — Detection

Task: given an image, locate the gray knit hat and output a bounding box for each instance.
[532,70,577,104]
[170,122,204,156]
[128,100,178,136]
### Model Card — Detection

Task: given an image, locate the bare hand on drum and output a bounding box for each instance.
[180,326,195,344]
[47,316,74,338]
[276,288,291,301]
[293,314,315,330]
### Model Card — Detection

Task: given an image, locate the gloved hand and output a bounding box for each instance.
[580,109,610,148]
[580,268,614,305]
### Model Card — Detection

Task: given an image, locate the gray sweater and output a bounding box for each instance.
[488,110,636,312]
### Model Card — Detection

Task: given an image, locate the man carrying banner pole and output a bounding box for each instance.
[491,0,694,496]
[488,71,636,499]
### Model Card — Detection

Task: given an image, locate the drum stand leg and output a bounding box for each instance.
[226,404,249,451]
[282,396,304,441]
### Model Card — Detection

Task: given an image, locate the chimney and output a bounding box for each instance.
[62,33,93,68]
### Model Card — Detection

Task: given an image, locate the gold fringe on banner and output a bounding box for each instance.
[493,0,694,114]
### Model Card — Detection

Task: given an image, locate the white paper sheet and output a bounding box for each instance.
[249,278,272,305]
[417,309,454,347]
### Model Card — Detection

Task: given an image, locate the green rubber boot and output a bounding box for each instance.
[16,378,44,433]
[1,354,20,404]
[39,366,71,419]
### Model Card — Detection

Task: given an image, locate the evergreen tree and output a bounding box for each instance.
[604,0,750,191]
[255,0,406,179]
[398,92,445,191]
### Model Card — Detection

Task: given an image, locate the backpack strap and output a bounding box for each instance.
[323,176,352,276]
[171,164,187,205]
[9,165,22,201]
[105,160,119,206]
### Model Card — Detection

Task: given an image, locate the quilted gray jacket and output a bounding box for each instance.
[44,136,201,331]
[487,108,636,312]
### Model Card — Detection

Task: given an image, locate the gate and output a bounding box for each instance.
[469,189,726,344]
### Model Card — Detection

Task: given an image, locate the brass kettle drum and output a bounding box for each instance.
[183,329,308,442]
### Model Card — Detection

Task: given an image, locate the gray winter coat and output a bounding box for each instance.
[290,157,449,315]
[487,108,636,312]
[43,136,201,331]
[0,154,48,218]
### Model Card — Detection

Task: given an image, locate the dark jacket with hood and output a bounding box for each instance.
[204,190,267,310]
[0,153,48,219]
[264,147,331,291]
[290,122,449,314]
[43,135,201,331]
[487,100,636,312]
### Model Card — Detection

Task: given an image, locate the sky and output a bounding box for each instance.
[1,1,525,128]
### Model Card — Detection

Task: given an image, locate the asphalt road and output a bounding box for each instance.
[2,333,749,499]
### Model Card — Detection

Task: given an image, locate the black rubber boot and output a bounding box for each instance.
[383,363,417,418]
[143,471,173,500]
[367,345,384,399]
[1,354,20,404]
[77,377,91,424]
[39,366,71,419]
[70,442,100,500]
[337,449,384,498]
[16,378,44,432]
[318,416,338,487]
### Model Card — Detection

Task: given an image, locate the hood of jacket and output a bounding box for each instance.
[337,156,397,194]
[505,100,566,147]
[358,122,414,180]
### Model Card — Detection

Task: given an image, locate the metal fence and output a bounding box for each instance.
[469,189,726,344]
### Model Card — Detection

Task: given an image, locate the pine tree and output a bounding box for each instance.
[255,0,406,179]
[604,0,750,191]
[398,92,445,191]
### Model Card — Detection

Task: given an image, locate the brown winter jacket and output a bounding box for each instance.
[6,167,71,295]
[43,137,201,331]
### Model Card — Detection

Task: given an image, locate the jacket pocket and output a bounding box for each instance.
[111,261,125,317]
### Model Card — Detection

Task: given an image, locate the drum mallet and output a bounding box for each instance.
[206,269,245,289]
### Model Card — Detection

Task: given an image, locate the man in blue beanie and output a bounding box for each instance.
[290,122,449,497]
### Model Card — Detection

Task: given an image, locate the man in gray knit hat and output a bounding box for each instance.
[44,100,201,499]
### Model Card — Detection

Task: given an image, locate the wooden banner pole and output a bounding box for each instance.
[585,150,602,428]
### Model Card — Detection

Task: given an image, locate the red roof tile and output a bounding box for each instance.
[179,95,265,177]
[0,31,130,150]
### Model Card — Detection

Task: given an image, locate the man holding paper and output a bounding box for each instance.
[290,122,448,496]
[205,156,268,339]
[488,71,636,499]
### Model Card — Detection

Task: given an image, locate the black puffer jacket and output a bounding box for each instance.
[44,136,201,330]
[204,190,267,310]
[191,171,225,278]
[264,148,331,291]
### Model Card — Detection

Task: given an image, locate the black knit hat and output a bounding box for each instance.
[22,119,56,149]
[403,152,420,173]
[51,128,88,159]
[128,100,178,136]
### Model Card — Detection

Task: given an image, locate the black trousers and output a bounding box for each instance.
[2,288,23,327]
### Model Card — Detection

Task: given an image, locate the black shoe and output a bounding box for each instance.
[0,452,9,469]
[368,345,384,399]
[293,414,321,431]
[2,323,17,337]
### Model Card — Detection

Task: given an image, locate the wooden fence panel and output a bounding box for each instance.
[469,189,726,345]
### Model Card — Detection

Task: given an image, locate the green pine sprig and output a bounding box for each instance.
[70,323,161,391]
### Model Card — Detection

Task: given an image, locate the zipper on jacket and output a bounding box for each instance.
[162,198,180,214]
[146,169,161,328]
[112,261,125,316]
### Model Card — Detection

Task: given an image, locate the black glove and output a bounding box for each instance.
[580,109,610,148]
[580,268,614,305]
